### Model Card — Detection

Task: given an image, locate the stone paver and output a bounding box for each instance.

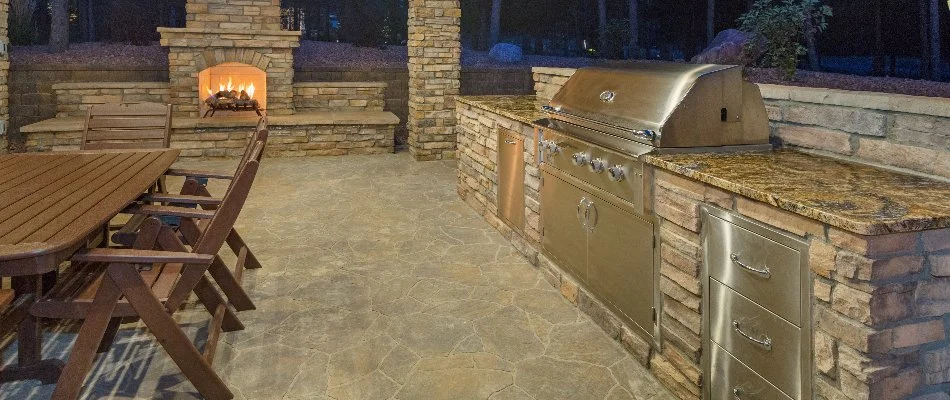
[0,154,674,400]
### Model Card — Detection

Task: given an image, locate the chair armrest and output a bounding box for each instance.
[72,248,214,264]
[123,204,216,219]
[165,168,234,180]
[139,193,222,206]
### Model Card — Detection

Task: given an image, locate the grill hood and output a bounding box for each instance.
[543,63,770,149]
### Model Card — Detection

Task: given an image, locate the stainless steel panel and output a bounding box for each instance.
[709,279,802,399]
[498,129,525,230]
[704,213,802,325]
[586,194,656,338]
[545,64,769,148]
[709,341,794,400]
[538,128,646,213]
[541,169,589,283]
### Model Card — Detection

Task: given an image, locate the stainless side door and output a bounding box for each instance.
[497,130,525,230]
[586,194,656,338]
[540,169,589,283]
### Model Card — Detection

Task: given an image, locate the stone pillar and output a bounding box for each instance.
[0,0,8,154]
[407,0,461,161]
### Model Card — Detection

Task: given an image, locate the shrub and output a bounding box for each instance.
[738,0,831,79]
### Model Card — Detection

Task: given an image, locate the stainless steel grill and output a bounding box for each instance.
[539,63,770,153]
[534,62,772,350]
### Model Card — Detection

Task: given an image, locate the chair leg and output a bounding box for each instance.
[107,264,233,400]
[226,230,262,269]
[51,276,123,400]
[208,256,255,311]
[192,277,244,332]
[96,318,122,354]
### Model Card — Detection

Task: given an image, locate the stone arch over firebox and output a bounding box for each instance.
[196,49,272,73]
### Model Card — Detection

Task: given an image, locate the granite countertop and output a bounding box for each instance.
[456,95,545,127]
[644,150,950,235]
[456,94,950,235]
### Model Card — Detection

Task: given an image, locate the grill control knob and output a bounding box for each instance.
[608,165,625,182]
[589,158,607,173]
[541,140,561,155]
[571,152,590,166]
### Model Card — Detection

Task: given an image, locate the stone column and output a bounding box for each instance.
[0,0,8,154]
[407,0,461,161]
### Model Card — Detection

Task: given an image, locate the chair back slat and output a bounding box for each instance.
[82,103,172,150]
[192,141,264,256]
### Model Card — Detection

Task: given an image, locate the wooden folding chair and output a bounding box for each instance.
[30,145,264,400]
[112,119,269,311]
[81,103,172,151]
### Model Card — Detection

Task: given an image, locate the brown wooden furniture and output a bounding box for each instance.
[31,144,263,400]
[81,103,172,151]
[0,149,179,384]
[115,118,268,311]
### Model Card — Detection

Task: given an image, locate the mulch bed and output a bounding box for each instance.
[10,42,950,98]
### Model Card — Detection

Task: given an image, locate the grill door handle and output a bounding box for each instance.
[730,253,771,278]
[732,320,772,351]
[585,202,597,231]
[576,198,589,227]
[504,139,517,145]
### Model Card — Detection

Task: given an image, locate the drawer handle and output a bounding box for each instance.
[730,253,771,278]
[732,387,746,399]
[733,320,772,351]
[505,139,517,145]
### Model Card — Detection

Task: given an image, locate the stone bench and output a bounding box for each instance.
[19,111,399,158]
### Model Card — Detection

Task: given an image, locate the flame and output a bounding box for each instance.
[206,76,257,99]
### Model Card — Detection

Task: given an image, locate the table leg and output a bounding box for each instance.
[0,275,63,385]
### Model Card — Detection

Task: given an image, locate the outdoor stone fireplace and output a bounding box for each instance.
[158,0,299,118]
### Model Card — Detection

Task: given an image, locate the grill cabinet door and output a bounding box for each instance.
[541,170,589,283]
[586,195,655,337]
[497,130,525,230]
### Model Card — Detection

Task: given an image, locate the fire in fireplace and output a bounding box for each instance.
[198,62,267,117]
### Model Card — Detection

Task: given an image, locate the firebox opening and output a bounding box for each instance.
[198,62,267,117]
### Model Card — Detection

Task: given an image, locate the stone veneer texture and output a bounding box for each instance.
[293,82,387,113]
[160,0,299,118]
[23,122,396,158]
[0,0,9,154]
[52,82,170,117]
[532,67,950,181]
[407,0,461,161]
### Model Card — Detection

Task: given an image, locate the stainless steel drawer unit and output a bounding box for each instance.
[701,206,811,400]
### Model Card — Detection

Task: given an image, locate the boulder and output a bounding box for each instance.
[489,43,523,63]
[691,29,755,66]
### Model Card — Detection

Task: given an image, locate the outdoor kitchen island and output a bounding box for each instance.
[456,94,950,400]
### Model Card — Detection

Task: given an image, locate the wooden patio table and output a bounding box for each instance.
[0,149,179,384]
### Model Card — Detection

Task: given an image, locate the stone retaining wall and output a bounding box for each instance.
[293,82,386,113]
[52,82,170,117]
[21,114,397,158]
[0,0,8,154]
[531,67,950,181]
[7,64,168,148]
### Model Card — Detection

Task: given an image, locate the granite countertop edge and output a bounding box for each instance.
[642,155,950,236]
[456,95,543,127]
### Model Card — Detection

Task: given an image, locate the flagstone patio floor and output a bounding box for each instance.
[1,153,674,400]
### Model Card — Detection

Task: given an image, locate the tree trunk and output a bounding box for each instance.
[930,0,942,80]
[49,0,69,53]
[489,0,502,46]
[920,0,930,76]
[628,0,638,57]
[707,0,715,46]
[873,0,884,75]
[598,0,607,51]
